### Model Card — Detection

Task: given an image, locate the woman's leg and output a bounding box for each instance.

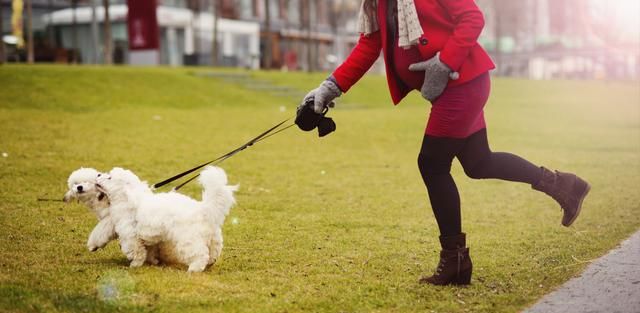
[417,135,465,237]
[456,128,590,227]
[418,135,473,286]
[456,128,542,184]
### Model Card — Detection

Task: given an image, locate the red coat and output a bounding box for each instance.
[332,0,496,104]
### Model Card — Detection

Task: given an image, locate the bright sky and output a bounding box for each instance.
[593,0,640,41]
[613,0,640,30]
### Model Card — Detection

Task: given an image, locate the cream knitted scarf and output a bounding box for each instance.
[357,0,423,48]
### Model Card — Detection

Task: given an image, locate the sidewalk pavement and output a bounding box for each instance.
[524,230,640,313]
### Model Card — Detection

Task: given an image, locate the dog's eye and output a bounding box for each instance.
[97,174,101,177]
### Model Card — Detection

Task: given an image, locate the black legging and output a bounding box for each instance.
[417,128,543,236]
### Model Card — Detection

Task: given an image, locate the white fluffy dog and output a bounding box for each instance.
[64,168,117,252]
[96,166,237,272]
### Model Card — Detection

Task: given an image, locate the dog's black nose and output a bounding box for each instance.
[77,185,83,192]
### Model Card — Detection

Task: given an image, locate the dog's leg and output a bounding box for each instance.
[115,221,148,267]
[145,245,160,265]
[127,239,147,268]
[209,229,223,265]
[183,241,210,273]
[87,218,117,252]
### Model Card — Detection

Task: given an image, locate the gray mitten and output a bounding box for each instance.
[303,77,342,113]
[409,53,459,102]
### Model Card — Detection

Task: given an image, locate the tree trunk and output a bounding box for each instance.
[0,2,5,65]
[263,0,272,69]
[305,0,312,72]
[90,0,100,63]
[102,0,112,64]
[191,0,200,64]
[48,0,55,48]
[26,0,34,64]
[71,0,78,64]
[211,0,219,66]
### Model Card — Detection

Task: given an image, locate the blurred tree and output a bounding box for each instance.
[187,0,201,61]
[26,0,33,63]
[102,0,112,64]
[302,0,312,72]
[487,0,522,74]
[71,0,78,63]
[0,1,4,65]
[211,0,219,66]
[47,0,55,48]
[264,0,272,69]
[90,0,100,63]
[329,0,359,65]
[328,0,337,34]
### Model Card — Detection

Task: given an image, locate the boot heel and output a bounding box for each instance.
[453,268,472,285]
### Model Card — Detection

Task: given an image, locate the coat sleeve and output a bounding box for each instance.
[331,31,382,93]
[437,0,486,71]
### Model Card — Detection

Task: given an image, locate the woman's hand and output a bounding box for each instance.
[303,78,342,113]
[409,53,459,102]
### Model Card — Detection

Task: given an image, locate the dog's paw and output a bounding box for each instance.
[129,259,145,268]
[187,263,206,273]
[88,241,108,252]
[187,268,205,273]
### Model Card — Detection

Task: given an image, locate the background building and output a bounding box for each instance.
[476,0,639,80]
[42,3,260,67]
[212,0,361,72]
[1,0,638,80]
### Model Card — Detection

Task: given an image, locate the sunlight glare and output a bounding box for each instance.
[611,0,640,39]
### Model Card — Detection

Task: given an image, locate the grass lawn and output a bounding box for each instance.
[0,65,639,313]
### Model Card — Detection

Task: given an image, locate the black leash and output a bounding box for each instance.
[38,198,64,202]
[152,118,294,191]
[169,123,297,191]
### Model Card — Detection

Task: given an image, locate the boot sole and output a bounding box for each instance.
[419,268,473,286]
[563,181,591,227]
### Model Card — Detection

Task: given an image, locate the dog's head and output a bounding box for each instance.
[64,168,104,202]
[64,167,110,217]
[96,167,149,203]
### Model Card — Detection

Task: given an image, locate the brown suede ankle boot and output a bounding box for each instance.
[532,167,591,227]
[419,233,472,286]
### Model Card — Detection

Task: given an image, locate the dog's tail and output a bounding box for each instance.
[199,166,238,226]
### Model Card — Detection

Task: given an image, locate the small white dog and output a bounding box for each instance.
[64,168,117,252]
[64,167,159,265]
[96,166,237,272]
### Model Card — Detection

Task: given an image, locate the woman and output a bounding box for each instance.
[302,0,591,286]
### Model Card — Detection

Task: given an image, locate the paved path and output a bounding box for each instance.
[525,230,640,313]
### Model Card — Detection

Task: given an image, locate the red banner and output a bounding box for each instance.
[126,0,159,51]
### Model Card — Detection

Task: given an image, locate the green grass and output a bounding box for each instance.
[1,64,639,313]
